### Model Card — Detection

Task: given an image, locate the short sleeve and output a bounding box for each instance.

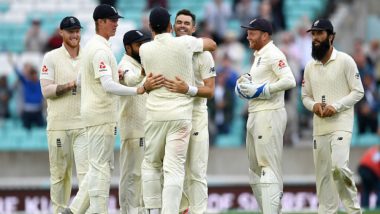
[40,52,55,81]
[199,51,216,80]
[93,50,112,79]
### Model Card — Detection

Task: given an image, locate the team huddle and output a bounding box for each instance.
[40,3,364,214]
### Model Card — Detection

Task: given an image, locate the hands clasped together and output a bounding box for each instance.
[313,103,337,118]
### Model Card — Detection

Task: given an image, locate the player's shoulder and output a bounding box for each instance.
[118,55,134,68]
[195,51,213,61]
[304,60,316,73]
[44,46,62,58]
[43,47,64,65]
[335,49,355,64]
[139,40,154,52]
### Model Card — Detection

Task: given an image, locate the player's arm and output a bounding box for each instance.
[201,37,217,52]
[40,79,76,98]
[329,56,364,113]
[118,62,145,86]
[164,52,216,98]
[268,57,296,94]
[93,50,145,95]
[184,35,217,53]
[237,56,296,100]
[142,72,165,93]
[164,76,215,98]
[301,64,324,117]
[40,53,76,99]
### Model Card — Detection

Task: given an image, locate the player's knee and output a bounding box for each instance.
[260,167,279,184]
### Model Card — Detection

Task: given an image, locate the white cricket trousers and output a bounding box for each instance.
[47,128,88,214]
[142,120,192,214]
[119,138,145,214]
[246,108,286,214]
[182,111,209,214]
[313,131,361,214]
[70,123,116,214]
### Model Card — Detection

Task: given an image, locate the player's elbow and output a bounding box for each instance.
[289,78,296,89]
[203,38,217,52]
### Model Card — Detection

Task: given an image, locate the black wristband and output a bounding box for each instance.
[143,84,149,94]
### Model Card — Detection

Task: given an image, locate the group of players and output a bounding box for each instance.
[40,3,365,214]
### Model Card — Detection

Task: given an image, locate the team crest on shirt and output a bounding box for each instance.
[41,65,48,74]
[301,79,305,87]
[99,61,107,72]
[278,60,287,69]
[355,72,360,79]
[256,57,261,67]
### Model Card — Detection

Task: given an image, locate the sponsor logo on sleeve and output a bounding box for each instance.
[41,65,48,74]
[99,61,107,72]
[355,72,360,79]
[278,59,287,69]
[302,79,305,87]
[210,67,215,74]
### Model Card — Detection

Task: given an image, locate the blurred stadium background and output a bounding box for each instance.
[0,0,380,213]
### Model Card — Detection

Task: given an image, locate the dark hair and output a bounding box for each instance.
[175,9,196,26]
[151,24,169,34]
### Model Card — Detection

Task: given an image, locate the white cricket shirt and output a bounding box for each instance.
[193,51,216,114]
[140,33,203,121]
[302,48,364,135]
[80,34,119,126]
[118,54,147,140]
[40,45,84,130]
[247,41,296,113]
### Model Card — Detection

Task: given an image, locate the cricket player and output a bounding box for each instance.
[61,4,147,214]
[139,7,216,214]
[163,9,216,214]
[118,30,164,214]
[235,18,296,213]
[301,19,363,214]
[40,16,88,214]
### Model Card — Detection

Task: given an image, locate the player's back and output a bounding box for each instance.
[140,33,196,121]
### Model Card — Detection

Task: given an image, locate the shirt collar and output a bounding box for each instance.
[254,40,274,57]
[154,32,172,40]
[314,48,337,65]
[60,44,81,60]
[124,54,141,68]
[94,34,111,48]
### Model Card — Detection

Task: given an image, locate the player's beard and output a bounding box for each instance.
[131,49,141,64]
[311,38,330,61]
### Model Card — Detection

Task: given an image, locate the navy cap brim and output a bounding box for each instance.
[306,27,326,32]
[109,14,124,19]
[135,35,151,43]
[241,25,254,29]
[62,26,83,30]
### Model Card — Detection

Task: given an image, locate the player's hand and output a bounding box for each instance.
[66,80,76,90]
[118,69,124,81]
[137,86,145,94]
[322,105,337,117]
[237,82,270,99]
[237,73,252,84]
[143,73,165,92]
[164,76,188,94]
[312,103,324,117]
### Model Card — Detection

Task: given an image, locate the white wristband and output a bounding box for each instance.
[186,85,198,96]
